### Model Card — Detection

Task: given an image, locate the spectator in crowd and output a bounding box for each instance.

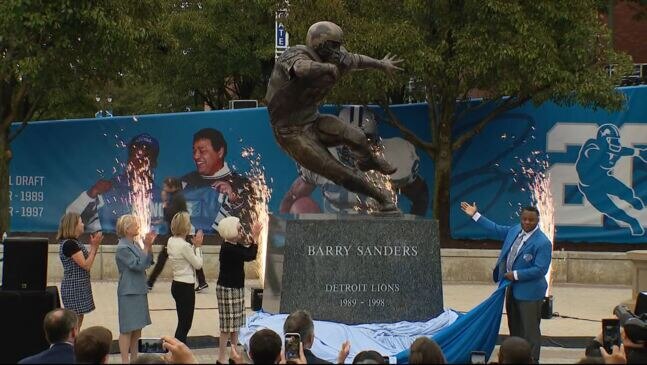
[19,309,78,364]
[230,328,283,364]
[116,214,157,363]
[148,177,189,291]
[352,350,386,364]
[74,326,113,364]
[215,216,261,364]
[56,212,102,329]
[497,336,533,364]
[408,337,445,364]
[283,309,351,364]
[586,327,645,364]
[167,211,204,344]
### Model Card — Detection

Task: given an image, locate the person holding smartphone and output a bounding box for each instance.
[215,216,262,364]
[115,214,157,364]
[57,212,103,330]
[167,211,204,344]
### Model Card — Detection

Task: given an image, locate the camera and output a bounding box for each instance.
[284,333,301,361]
[470,351,486,364]
[138,338,167,353]
[613,305,647,344]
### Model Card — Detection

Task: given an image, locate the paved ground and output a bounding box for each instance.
[62,280,630,364]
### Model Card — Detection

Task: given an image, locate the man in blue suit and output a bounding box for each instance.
[461,202,552,362]
[19,308,78,364]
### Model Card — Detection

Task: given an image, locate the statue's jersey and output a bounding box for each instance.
[265,45,357,127]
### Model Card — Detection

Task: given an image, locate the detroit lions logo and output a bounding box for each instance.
[575,124,647,236]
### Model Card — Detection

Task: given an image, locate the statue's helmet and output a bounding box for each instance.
[597,123,621,152]
[306,21,344,61]
[339,106,378,138]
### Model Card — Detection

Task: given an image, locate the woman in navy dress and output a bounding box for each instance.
[57,212,102,330]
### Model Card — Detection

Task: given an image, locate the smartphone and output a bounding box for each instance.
[470,350,486,364]
[284,333,301,361]
[602,318,621,354]
[382,355,397,364]
[138,338,167,353]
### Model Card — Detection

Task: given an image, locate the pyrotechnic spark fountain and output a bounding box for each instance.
[523,159,555,296]
[127,152,154,244]
[241,147,272,287]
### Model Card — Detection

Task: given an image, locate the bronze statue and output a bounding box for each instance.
[265,21,403,213]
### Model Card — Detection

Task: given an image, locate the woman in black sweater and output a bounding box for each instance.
[215,216,261,364]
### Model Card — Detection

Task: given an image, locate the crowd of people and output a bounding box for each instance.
[19,305,645,364]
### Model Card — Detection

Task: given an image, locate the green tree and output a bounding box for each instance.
[0,0,164,238]
[285,0,632,241]
[138,0,276,111]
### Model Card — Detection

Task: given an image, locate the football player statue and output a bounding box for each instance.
[280,106,429,216]
[265,21,404,213]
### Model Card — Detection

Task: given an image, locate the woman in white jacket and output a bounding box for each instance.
[167,211,204,344]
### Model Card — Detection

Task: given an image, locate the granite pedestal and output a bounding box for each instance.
[262,214,443,324]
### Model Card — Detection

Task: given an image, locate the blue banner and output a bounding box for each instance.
[9,85,647,243]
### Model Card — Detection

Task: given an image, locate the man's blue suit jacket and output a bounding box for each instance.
[476,215,552,301]
[18,342,74,364]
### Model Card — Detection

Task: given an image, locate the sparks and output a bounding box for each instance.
[523,158,555,296]
[241,147,272,287]
[127,153,154,243]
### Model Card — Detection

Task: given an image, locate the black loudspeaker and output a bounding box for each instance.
[2,237,48,290]
[635,292,647,316]
[251,288,263,311]
[0,287,61,363]
[541,295,554,319]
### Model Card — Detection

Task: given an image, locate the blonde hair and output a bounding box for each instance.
[218,216,241,241]
[57,212,81,240]
[171,212,192,237]
[116,214,138,238]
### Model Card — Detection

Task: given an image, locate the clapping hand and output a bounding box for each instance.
[144,232,157,248]
[460,202,478,217]
[337,341,351,364]
[89,231,103,248]
[191,230,204,247]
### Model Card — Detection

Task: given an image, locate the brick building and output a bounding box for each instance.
[608,0,647,63]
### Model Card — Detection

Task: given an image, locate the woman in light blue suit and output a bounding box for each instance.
[115,214,157,364]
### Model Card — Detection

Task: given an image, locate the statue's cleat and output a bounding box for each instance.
[356,157,397,175]
[368,201,402,216]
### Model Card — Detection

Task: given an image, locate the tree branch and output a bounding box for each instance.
[451,95,531,151]
[8,96,40,143]
[378,100,437,155]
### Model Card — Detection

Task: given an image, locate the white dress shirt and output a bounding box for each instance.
[167,236,203,284]
[472,212,539,280]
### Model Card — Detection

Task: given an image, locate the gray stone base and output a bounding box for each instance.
[261,214,443,324]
